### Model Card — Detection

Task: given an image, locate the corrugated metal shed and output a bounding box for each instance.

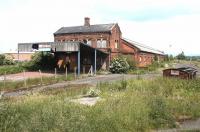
[122,38,165,55]
[163,67,198,79]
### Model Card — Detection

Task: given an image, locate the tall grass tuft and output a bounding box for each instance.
[0,77,200,131]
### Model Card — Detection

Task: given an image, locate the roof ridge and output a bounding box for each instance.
[123,38,164,53]
[62,23,115,28]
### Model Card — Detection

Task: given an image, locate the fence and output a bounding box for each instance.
[0,66,95,92]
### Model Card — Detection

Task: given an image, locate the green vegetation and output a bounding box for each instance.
[109,57,130,73]
[128,61,168,75]
[23,52,56,71]
[0,54,15,65]
[119,55,137,70]
[0,52,56,75]
[0,65,24,75]
[176,51,186,60]
[1,77,200,131]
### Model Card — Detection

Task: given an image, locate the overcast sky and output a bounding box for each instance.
[0,0,200,56]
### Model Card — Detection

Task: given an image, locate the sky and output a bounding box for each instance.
[0,0,200,56]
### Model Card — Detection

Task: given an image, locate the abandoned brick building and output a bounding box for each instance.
[17,17,165,74]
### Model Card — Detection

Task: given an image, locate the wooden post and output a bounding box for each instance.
[39,70,43,85]
[23,70,27,88]
[55,68,57,79]
[74,67,77,79]
[78,50,80,76]
[3,72,6,90]
[91,65,93,76]
[66,67,68,80]
[83,66,85,74]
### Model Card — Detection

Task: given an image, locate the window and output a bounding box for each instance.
[115,40,119,49]
[143,56,146,62]
[97,39,107,48]
[139,56,142,62]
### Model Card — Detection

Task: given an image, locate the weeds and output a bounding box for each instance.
[0,77,200,131]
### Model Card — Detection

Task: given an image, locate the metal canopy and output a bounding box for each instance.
[18,41,108,76]
[51,42,79,52]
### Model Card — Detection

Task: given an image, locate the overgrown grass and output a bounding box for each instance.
[0,77,200,131]
[128,61,172,75]
[0,65,25,75]
[0,74,74,92]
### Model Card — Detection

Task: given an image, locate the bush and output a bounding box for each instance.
[119,55,137,70]
[87,88,101,97]
[24,52,56,71]
[0,54,14,65]
[0,65,24,75]
[109,58,129,73]
[0,54,5,65]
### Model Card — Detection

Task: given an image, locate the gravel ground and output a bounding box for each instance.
[157,118,200,132]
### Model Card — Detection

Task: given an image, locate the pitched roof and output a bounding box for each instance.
[122,38,165,55]
[54,23,116,35]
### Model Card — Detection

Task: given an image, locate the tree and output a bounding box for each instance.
[24,52,56,71]
[0,54,14,65]
[176,51,186,60]
[0,54,5,65]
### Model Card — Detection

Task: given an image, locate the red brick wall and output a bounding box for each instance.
[137,52,155,67]
[53,24,165,68]
[120,39,136,54]
[54,24,122,67]
[54,33,110,49]
[120,39,155,67]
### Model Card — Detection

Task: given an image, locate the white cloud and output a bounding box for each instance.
[119,14,200,55]
[0,0,200,55]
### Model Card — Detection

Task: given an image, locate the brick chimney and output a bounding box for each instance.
[84,17,90,26]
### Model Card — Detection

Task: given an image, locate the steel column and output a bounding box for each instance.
[78,50,80,76]
[94,49,97,75]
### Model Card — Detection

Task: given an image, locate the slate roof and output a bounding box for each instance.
[122,38,165,55]
[54,23,116,35]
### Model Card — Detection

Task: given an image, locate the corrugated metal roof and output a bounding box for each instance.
[122,38,165,55]
[54,23,115,35]
[17,42,108,54]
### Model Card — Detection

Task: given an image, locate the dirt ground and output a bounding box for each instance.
[0,72,54,81]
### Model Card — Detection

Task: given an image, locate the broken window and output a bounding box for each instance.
[97,39,107,48]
